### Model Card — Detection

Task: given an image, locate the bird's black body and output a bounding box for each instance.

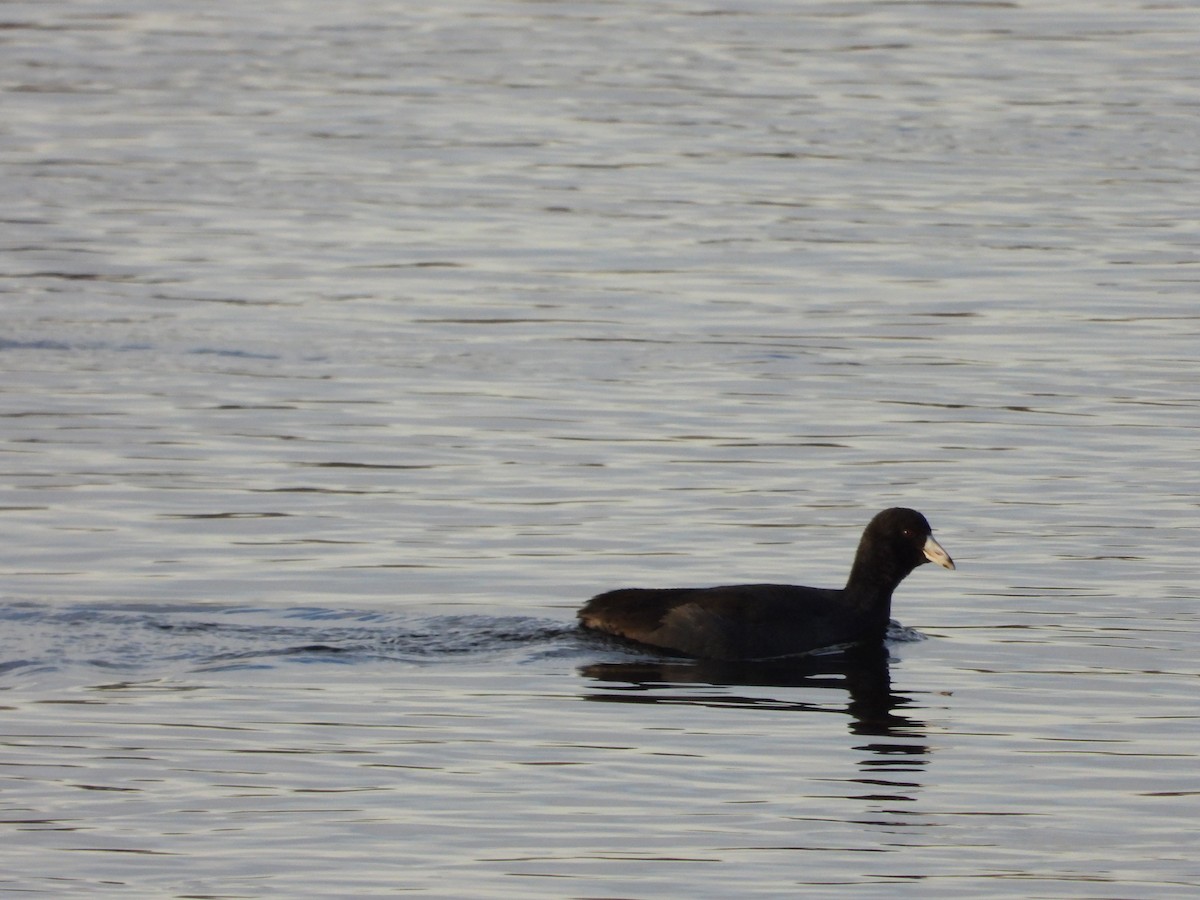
[578,507,954,661]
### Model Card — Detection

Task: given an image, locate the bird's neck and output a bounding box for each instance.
[844,550,912,613]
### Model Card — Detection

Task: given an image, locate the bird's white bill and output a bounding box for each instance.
[923,535,955,570]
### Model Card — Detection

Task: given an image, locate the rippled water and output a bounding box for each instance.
[3,0,1199,896]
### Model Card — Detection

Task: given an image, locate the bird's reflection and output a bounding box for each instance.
[580,645,927,740]
[580,646,932,805]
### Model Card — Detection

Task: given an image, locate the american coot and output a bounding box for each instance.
[578,507,954,661]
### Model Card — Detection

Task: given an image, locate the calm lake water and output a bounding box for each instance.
[3,0,1199,896]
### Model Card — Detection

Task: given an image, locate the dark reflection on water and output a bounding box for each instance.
[581,648,930,802]
[582,649,924,730]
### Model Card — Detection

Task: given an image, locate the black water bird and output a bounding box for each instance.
[578,507,954,661]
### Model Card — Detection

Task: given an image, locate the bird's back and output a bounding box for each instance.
[579,583,863,660]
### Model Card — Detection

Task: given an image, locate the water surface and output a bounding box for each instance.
[3,0,1199,896]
